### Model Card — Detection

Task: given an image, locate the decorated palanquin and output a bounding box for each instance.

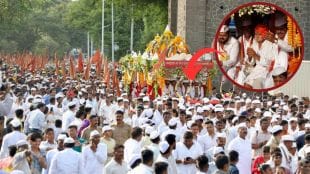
[119,27,215,99]
[286,16,303,76]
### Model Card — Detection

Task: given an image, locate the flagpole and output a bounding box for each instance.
[130,2,134,52]
[91,37,93,57]
[111,0,114,63]
[101,0,105,54]
[87,32,90,59]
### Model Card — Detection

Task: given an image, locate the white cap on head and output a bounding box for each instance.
[55,93,64,99]
[117,97,123,101]
[202,105,210,111]
[168,118,178,126]
[305,123,310,128]
[255,108,262,113]
[281,135,295,142]
[270,125,283,134]
[64,137,75,144]
[289,117,298,122]
[145,126,154,135]
[216,132,226,139]
[252,100,260,104]
[214,107,224,112]
[263,111,272,118]
[143,96,150,102]
[159,141,170,153]
[57,134,67,141]
[203,98,209,104]
[213,146,224,156]
[245,98,252,103]
[197,107,204,113]
[90,130,100,138]
[237,122,247,129]
[179,105,186,110]
[16,140,28,147]
[157,101,163,105]
[144,108,153,118]
[283,105,289,111]
[150,131,160,140]
[10,119,21,127]
[220,25,229,33]
[102,125,113,132]
[186,111,192,115]
[192,115,204,121]
[128,154,141,168]
[68,101,76,107]
[272,66,287,76]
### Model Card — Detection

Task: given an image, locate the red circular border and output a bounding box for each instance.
[214,1,304,92]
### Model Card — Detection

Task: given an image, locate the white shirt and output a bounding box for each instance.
[43,148,61,174]
[0,131,27,158]
[12,151,31,174]
[158,122,169,135]
[174,141,203,174]
[156,155,178,174]
[82,143,107,174]
[49,148,84,174]
[28,109,46,130]
[104,159,128,174]
[147,143,160,161]
[39,141,57,152]
[62,110,75,131]
[217,37,239,68]
[130,163,153,174]
[228,136,252,174]
[197,134,217,155]
[124,138,141,164]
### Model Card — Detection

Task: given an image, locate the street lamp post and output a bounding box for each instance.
[101,0,104,54]
[111,0,114,62]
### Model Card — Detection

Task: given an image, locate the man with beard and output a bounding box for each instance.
[217,25,240,85]
[244,24,276,89]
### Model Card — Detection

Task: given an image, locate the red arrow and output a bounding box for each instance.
[183,48,222,80]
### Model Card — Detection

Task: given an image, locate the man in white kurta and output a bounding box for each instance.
[217,25,240,84]
[82,130,107,174]
[49,137,84,174]
[123,127,143,164]
[228,123,252,174]
[61,102,76,131]
[0,119,27,158]
[244,24,277,89]
[105,145,128,174]
[174,131,203,174]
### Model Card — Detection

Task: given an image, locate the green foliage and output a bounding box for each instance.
[65,0,168,60]
[0,0,168,60]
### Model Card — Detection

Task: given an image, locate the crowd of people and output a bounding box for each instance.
[0,57,309,174]
[217,11,301,89]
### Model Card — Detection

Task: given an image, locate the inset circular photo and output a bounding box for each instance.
[215,2,304,92]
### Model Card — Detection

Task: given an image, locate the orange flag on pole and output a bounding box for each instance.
[69,56,75,79]
[61,56,67,79]
[84,58,91,80]
[91,50,101,64]
[77,53,84,73]
[55,53,59,76]
[96,54,102,76]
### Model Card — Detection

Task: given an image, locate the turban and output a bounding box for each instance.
[255,24,268,37]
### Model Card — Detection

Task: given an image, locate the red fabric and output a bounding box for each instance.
[77,53,84,73]
[255,24,268,37]
[84,58,91,80]
[91,50,101,64]
[252,156,265,174]
[69,56,75,79]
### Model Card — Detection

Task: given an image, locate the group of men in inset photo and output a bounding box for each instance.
[217,11,302,90]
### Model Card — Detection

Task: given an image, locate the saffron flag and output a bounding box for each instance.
[77,53,84,73]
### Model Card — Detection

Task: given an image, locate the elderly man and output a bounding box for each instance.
[228,123,252,174]
[279,135,297,173]
[244,24,276,89]
[82,130,107,174]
